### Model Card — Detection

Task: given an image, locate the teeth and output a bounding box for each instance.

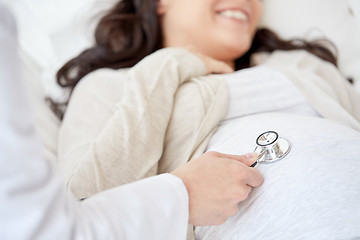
[219,10,247,21]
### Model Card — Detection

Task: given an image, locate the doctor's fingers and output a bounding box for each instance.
[244,166,263,188]
[212,151,258,167]
[229,184,253,203]
[220,188,251,222]
[222,203,241,221]
[227,160,264,188]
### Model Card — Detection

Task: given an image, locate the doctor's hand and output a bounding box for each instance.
[171,151,263,226]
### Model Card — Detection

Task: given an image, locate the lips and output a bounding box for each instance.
[217,9,248,22]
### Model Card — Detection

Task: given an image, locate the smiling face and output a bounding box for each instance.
[158,0,262,64]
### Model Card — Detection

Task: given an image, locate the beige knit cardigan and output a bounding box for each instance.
[58,48,360,200]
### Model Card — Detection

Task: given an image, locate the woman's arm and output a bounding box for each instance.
[58,48,208,199]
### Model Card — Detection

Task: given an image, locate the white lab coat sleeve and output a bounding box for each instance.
[77,174,189,240]
[0,4,189,240]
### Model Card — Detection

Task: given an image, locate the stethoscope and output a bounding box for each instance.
[250,131,291,168]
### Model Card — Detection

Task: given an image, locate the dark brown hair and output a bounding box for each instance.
[53,0,339,119]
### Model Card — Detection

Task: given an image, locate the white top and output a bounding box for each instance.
[222,65,320,120]
[0,5,189,240]
[195,66,360,239]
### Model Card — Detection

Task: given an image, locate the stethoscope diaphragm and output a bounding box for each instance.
[251,131,291,167]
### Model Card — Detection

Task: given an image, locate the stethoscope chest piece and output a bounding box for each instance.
[252,131,291,167]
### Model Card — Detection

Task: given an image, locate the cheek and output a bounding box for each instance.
[252,1,263,29]
[170,5,206,30]
[178,12,212,39]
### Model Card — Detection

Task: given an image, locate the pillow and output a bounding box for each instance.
[259,0,360,92]
[20,49,61,164]
[12,0,118,101]
[348,0,360,27]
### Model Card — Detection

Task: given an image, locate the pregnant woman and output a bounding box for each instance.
[53,0,360,238]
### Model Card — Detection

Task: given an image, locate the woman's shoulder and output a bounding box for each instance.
[78,68,129,88]
[73,68,128,93]
[68,68,130,107]
[251,49,334,69]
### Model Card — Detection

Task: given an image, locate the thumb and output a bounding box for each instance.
[215,152,258,167]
